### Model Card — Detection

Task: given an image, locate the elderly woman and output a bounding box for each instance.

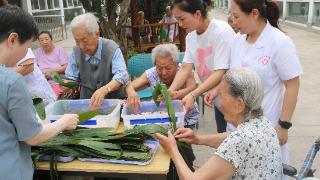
[65,13,128,109]
[35,31,69,96]
[126,44,199,127]
[157,67,282,180]
[126,44,199,171]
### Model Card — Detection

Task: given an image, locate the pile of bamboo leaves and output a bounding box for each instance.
[32,124,169,179]
[32,124,168,172]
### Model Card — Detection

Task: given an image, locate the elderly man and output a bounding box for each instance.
[65,13,128,109]
[126,44,199,174]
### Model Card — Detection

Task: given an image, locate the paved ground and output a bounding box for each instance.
[49,9,320,179]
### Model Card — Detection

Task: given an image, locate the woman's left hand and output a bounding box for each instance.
[156,131,178,156]
[275,124,289,145]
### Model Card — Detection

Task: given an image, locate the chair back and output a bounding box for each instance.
[128,53,153,78]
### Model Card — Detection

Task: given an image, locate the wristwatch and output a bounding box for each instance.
[278,119,292,129]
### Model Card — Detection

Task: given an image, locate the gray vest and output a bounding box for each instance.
[74,39,126,99]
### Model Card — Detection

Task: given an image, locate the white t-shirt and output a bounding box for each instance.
[229,22,303,127]
[16,48,57,105]
[183,18,235,82]
[216,117,282,180]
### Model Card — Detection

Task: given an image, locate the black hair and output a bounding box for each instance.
[39,30,53,40]
[172,0,212,18]
[233,0,280,29]
[0,5,38,43]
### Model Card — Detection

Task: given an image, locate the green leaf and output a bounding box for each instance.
[50,71,78,89]
[152,83,177,131]
[32,97,46,120]
[78,110,99,125]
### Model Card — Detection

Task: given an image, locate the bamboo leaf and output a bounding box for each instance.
[78,110,99,125]
[32,97,46,120]
[50,71,78,89]
[152,83,177,131]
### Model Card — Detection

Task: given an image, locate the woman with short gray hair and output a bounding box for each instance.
[126,43,200,172]
[151,43,179,65]
[157,67,282,180]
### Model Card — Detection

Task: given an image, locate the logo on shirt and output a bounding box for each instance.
[259,55,270,65]
[197,46,213,79]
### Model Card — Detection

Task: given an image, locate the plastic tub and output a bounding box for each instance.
[45,99,121,129]
[121,100,185,129]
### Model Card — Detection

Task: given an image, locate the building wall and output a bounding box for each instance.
[214,0,320,30]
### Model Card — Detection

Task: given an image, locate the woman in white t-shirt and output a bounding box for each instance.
[228,0,303,174]
[168,0,235,133]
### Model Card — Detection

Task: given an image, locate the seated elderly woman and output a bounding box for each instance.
[35,31,69,96]
[156,67,282,180]
[125,43,199,170]
[126,44,199,127]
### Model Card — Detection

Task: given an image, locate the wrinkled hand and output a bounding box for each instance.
[173,128,199,145]
[275,124,289,145]
[182,93,195,112]
[156,131,178,156]
[59,114,79,130]
[204,88,218,108]
[90,87,108,109]
[169,90,180,100]
[127,91,141,114]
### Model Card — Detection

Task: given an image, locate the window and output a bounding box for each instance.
[47,0,53,9]
[54,0,60,8]
[287,2,309,24]
[68,0,73,7]
[73,0,78,6]
[313,2,320,27]
[39,0,46,10]
[31,0,39,10]
[63,0,67,8]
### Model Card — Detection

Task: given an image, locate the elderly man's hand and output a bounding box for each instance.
[173,128,199,145]
[182,93,195,112]
[275,124,289,145]
[90,87,108,109]
[156,131,178,156]
[127,91,141,114]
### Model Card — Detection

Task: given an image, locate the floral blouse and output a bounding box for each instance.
[215,117,282,180]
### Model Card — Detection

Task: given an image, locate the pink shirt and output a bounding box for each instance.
[35,46,68,73]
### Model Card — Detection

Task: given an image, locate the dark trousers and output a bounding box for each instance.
[214,107,227,133]
[167,144,195,180]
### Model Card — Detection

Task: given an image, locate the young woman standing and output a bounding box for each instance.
[168,0,235,133]
[229,0,303,176]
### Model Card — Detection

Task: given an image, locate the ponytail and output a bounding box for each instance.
[265,0,280,29]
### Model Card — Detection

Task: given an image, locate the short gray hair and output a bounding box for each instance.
[223,67,264,121]
[70,13,99,36]
[151,44,179,65]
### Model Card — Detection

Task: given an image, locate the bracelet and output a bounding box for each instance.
[190,92,196,101]
[105,84,111,93]
[18,62,34,67]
